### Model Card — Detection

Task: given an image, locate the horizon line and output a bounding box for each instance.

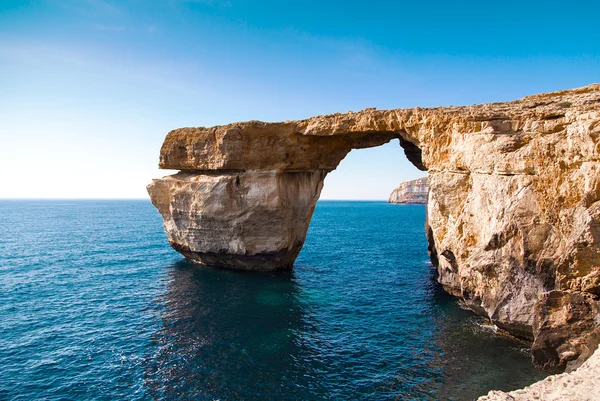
[0,197,396,201]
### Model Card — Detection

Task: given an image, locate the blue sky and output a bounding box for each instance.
[1,0,599,199]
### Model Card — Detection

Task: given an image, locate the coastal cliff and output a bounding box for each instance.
[388,177,429,204]
[148,84,600,371]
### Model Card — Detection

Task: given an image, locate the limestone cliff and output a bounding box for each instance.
[148,84,600,371]
[388,177,429,204]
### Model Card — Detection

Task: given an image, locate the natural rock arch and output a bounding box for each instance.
[148,84,600,371]
[150,121,425,271]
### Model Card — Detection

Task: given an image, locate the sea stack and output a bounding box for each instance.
[149,84,600,371]
[388,177,429,204]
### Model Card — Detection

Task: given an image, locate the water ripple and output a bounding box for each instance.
[0,200,548,400]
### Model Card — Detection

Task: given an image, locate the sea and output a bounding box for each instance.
[0,200,549,401]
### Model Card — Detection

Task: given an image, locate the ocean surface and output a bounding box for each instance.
[0,200,549,400]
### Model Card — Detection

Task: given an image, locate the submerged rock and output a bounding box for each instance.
[388,177,429,204]
[148,84,600,370]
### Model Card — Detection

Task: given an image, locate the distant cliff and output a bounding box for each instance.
[388,177,429,204]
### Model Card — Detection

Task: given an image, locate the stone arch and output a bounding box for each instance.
[148,84,600,370]
[149,119,426,271]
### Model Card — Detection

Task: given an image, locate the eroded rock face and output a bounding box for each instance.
[148,84,600,369]
[148,170,326,271]
[532,291,600,371]
[388,177,429,204]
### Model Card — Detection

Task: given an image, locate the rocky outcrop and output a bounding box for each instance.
[479,345,600,401]
[388,177,429,204]
[148,170,325,271]
[148,84,600,370]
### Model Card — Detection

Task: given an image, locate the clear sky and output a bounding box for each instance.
[1,0,599,199]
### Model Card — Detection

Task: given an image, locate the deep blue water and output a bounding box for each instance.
[0,200,548,400]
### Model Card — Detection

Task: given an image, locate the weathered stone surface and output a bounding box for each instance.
[148,84,600,369]
[478,345,600,401]
[532,291,600,371]
[388,177,429,204]
[159,122,402,172]
[148,170,326,271]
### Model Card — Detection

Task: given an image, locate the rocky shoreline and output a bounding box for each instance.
[479,345,600,400]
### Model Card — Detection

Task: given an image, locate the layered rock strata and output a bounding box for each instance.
[388,177,429,204]
[148,84,600,370]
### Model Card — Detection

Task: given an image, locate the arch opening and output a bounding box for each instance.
[319,138,426,201]
[148,123,430,272]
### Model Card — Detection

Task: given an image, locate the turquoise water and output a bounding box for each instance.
[0,200,548,400]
